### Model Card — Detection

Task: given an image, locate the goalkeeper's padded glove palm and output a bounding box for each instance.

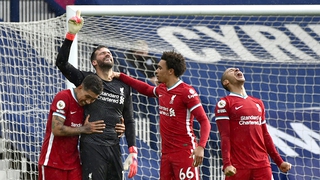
[123,146,138,178]
[68,15,84,34]
[66,10,84,41]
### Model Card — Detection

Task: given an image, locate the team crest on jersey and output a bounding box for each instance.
[217,100,226,108]
[120,87,124,96]
[169,95,176,104]
[56,100,65,109]
[256,104,262,112]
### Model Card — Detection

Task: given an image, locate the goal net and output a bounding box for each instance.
[0,5,320,180]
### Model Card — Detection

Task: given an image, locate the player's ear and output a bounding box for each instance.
[168,68,174,75]
[91,60,97,66]
[223,79,229,86]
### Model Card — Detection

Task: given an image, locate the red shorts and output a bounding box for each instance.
[38,165,81,180]
[160,150,200,180]
[225,166,272,180]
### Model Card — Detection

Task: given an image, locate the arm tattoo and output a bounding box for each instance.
[52,115,65,130]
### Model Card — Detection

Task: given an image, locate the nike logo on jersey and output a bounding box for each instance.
[70,111,77,114]
[159,94,163,97]
[235,105,243,110]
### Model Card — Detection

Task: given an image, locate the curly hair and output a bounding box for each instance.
[161,51,186,77]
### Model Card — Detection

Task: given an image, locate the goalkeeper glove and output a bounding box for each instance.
[123,146,138,178]
[66,10,84,41]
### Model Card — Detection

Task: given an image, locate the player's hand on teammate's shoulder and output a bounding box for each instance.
[111,72,121,79]
[224,165,236,177]
[68,10,84,34]
[82,114,105,134]
[115,117,125,137]
[279,162,292,173]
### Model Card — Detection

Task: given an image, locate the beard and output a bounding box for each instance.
[97,60,113,70]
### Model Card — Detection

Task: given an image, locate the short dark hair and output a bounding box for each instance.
[220,72,229,91]
[90,45,108,62]
[82,74,103,95]
[161,51,186,77]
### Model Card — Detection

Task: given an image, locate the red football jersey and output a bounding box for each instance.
[155,80,202,153]
[38,89,84,170]
[215,93,274,170]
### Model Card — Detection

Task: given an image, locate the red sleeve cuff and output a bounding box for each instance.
[129,146,137,154]
[198,144,206,149]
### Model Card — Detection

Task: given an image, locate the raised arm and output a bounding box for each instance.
[55,10,86,87]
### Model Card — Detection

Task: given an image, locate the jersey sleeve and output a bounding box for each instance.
[55,38,87,87]
[51,91,69,120]
[122,86,136,148]
[259,100,284,167]
[214,97,232,170]
[183,87,210,148]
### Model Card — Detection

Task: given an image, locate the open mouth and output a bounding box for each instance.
[104,57,112,62]
[235,72,243,78]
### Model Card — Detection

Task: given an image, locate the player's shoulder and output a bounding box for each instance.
[56,89,71,97]
[55,89,74,102]
[112,78,132,89]
[179,81,196,91]
[53,89,72,107]
[215,96,228,108]
[248,95,264,105]
[172,82,195,95]
[83,71,95,77]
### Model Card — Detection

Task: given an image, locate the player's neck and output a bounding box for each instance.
[96,68,113,81]
[165,77,180,88]
[230,86,247,97]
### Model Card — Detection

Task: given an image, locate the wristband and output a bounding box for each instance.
[66,32,76,41]
[129,146,137,154]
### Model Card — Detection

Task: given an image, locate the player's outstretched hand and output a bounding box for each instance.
[115,117,125,137]
[279,162,292,173]
[68,10,84,34]
[82,114,105,134]
[190,146,204,167]
[224,165,236,177]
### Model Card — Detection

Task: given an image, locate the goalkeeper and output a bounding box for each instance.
[56,11,137,180]
[214,67,292,179]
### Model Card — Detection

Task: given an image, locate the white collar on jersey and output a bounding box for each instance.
[229,92,248,99]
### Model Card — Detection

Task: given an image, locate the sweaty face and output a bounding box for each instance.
[77,89,99,106]
[94,48,114,69]
[155,60,169,84]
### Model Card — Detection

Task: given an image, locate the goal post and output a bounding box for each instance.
[66,5,320,15]
[64,5,320,180]
[0,4,319,180]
